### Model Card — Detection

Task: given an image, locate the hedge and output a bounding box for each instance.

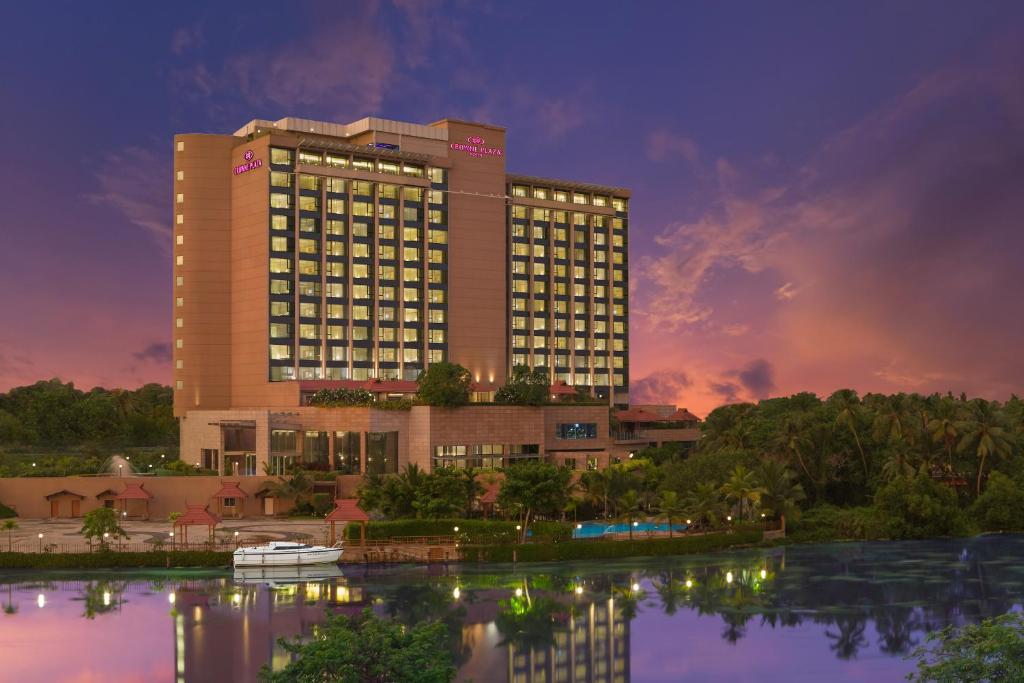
[0,502,16,518]
[0,550,232,569]
[345,519,572,544]
[461,529,763,563]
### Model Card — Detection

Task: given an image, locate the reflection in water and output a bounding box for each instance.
[2,536,1024,682]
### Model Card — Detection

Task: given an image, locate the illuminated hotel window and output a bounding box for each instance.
[595,338,607,351]
[298,260,319,276]
[533,187,548,199]
[352,223,369,238]
[403,246,420,261]
[352,158,373,172]
[379,306,395,321]
[573,193,589,204]
[428,249,445,264]
[270,323,291,338]
[176,360,183,369]
[352,284,371,299]
[403,328,418,343]
[403,267,420,282]
[378,204,396,220]
[326,241,345,257]
[326,304,343,319]
[532,262,546,276]
[176,141,184,151]
[176,317,183,328]
[428,289,445,304]
[353,201,373,216]
[270,301,291,316]
[326,262,345,278]
[428,269,444,284]
[428,209,445,223]
[573,213,586,226]
[327,219,345,235]
[298,151,322,165]
[593,196,609,207]
[327,198,346,214]
[176,214,183,224]
[533,244,545,258]
[176,234,184,245]
[428,167,445,183]
[378,224,395,240]
[176,255,184,266]
[176,380,184,389]
[299,238,319,254]
[176,276,184,287]
[176,193,184,204]
[176,170,184,181]
[402,206,420,222]
[429,309,446,323]
[511,185,527,197]
[403,288,419,303]
[327,325,346,340]
[511,205,527,220]
[613,198,627,212]
[404,308,419,323]
[378,286,395,301]
[403,348,420,363]
[299,281,321,297]
[380,184,398,199]
[326,154,347,168]
[532,208,549,221]
[176,297,184,308]
[429,229,447,244]
[270,344,292,360]
[270,171,291,187]
[352,306,370,320]
[270,193,292,209]
[270,148,293,165]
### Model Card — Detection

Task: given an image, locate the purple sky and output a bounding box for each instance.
[2,1,1023,415]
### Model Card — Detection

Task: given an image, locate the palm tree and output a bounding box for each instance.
[685,482,726,530]
[956,400,1014,495]
[579,470,610,518]
[719,465,764,522]
[757,461,805,535]
[616,490,643,540]
[927,404,961,471]
[2,520,16,552]
[771,416,816,489]
[831,389,868,478]
[656,490,686,538]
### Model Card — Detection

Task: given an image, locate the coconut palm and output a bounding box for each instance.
[720,465,765,522]
[685,482,726,530]
[927,401,961,470]
[616,490,643,540]
[757,461,805,535]
[656,490,686,538]
[2,520,17,552]
[956,400,1014,495]
[579,469,611,518]
[770,416,815,489]
[831,389,868,478]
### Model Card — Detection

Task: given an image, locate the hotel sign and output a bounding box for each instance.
[233,149,263,175]
[450,135,503,158]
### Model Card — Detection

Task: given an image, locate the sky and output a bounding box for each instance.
[1,1,1023,416]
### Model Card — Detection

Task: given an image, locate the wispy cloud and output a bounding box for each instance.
[85,146,171,251]
[132,342,173,364]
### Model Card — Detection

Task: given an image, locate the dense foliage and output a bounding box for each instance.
[345,519,572,544]
[307,388,375,407]
[0,550,231,569]
[416,362,472,407]
[260,609,455,683]
[494,365,550,406]
[358,466,483,519]
[0,380,176,448]
[909,612,1024,682]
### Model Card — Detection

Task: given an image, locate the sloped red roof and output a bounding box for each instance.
[212,481,247,499]
[95,489,118,499]
[174,504,220,528]
[548,381,578,396]
[114,483,153,500]
[300,379,419,394]
[480,482,501,504]
[668,408,701,422]
[325,499,369,523]
[45,489,84,500]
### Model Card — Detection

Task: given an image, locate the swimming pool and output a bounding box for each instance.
[572,521,689,539]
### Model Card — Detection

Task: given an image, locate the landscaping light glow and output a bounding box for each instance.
[685,579,693,588]
[37,594,45,608]
[575,586,583,595]
[631,583,640,592]
[726,572,734,584]
[103,591,111,606]
[452,587,460,600]
[168,592,176,604]
[761,569,767,579]
[515,588,523,597]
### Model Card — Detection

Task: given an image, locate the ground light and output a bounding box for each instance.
[726,572,734,584]
[576,523,582,529]
[631,583,640,592]
[37,533,43,552]
[453,526,459,532]
[103,591,111,606]
[761,569,767,580]
[452,587,460,600]
[37,594,45,608]
[685,579,693,589]
[575,586,583,595]
[168,592,176,605]
[515,588,523,597]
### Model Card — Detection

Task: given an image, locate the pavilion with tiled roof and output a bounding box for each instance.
[325,499,369,545]
[173,504,221,544]
[114,483,153,520]
[211,480,247,519]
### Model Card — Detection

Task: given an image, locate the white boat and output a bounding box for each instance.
[232,541,343,567]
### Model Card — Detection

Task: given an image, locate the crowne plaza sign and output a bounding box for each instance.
[450,135,503,158]
[233,149,263,175]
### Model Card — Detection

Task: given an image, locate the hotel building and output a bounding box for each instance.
[172,115,696,479]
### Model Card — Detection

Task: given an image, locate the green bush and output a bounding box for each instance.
[308,388,375,407]
[312,493,334,517]
[0,502,16,518]
[971,472,1024,532]
[345,519,572,544]
[0,550,231,569]
[874,471,970,540]
[786,505,884,543]
[461,530,763,563]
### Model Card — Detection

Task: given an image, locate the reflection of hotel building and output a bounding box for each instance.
[172,115,685,476]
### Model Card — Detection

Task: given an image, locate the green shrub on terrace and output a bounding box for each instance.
[308,388,375,407]
[0,502,15,518]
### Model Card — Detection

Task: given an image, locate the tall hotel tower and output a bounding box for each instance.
[172,117,664,478]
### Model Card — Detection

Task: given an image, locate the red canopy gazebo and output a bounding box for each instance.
[114,483,153,520]
[325,499,369,545]
[211,481,247,519]
[173,504,221,545]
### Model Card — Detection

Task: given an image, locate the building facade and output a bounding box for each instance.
[172,115,639,475]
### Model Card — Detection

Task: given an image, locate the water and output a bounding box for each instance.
[2,535,1024,682]
[573,521,688,539]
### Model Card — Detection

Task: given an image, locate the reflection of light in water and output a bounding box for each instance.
[452,587,460,600]
[575,586,583,595]
[515,588,523,597]
[232,593,242,605]
[685,579,693,588]
[726,572,734,584]
[631,583,640,592]
[168,592,176,605]
[760,569,767,580]
[304,584,320,602]
[103,591,111,606]
[37,594,45,608]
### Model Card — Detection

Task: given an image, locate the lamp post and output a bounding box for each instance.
[234,531,239,548]
[169,531,175,550]
[37,533,43,553]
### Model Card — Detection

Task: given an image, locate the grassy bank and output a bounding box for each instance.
[0,550,232,569]
[461,529,764,562]
[346,519,572,544]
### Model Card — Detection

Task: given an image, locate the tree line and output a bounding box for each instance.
[0,379,177,449]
